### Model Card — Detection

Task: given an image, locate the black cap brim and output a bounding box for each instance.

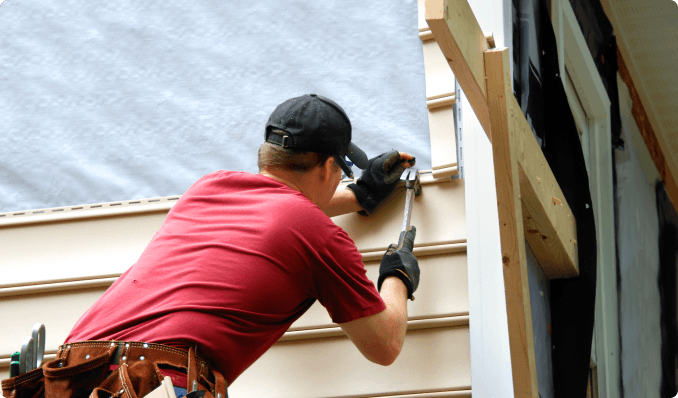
[335,142,368,179]
[335,155,355,179]
[347,142,368,170]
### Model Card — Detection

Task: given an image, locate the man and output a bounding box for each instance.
[6,94,420,398]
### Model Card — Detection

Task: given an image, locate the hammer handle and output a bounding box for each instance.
[397,189,416,250]
[396,230,407,252]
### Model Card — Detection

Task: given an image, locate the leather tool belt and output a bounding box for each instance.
[1,340,228,398]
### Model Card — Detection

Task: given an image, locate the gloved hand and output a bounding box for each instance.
[377,227,419,300]
[346,150,415,215]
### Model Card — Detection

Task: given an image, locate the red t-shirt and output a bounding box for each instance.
[66,171,385,385]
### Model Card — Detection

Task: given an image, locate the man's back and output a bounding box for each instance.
[66,170,385,385]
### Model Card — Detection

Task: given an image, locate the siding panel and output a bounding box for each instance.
[333,179,466,253]
[231,326,471,398]
[1,178,465,289]
[291,252,469,330]
[0,253,467,358]
[0,288,105,358]
[0,212,167,288]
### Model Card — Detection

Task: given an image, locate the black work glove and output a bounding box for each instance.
[377,227,420,300]
[346,150,415,215]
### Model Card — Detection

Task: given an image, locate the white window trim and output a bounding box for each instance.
[563,69,591,172]
[551,1,619,397]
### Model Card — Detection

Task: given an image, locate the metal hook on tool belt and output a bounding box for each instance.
[19,323,45,374]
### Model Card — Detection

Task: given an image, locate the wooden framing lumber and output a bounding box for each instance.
[485,48,539,398]
[424,0,582,395]
[425,0,492,139]
[515,102,578,278]
[484,33,496,49]
[424,0,578,279]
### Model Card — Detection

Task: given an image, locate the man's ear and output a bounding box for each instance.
[320,157,335,181]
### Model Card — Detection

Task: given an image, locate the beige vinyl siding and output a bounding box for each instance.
[231,326,470,398]
[0,248,468,359]
[419,0,459,180]
[1,210,170,288]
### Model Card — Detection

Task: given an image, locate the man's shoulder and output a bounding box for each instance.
[276,196,340,231]
[188,170,345,237]
[195,170,254,185]
[187,170,283,194]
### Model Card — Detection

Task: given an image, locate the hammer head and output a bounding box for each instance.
[405,169,422,196]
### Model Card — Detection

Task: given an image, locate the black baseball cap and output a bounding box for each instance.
[265,94,368,178]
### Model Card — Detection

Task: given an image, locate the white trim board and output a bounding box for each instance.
[463,94,515,397]
[462,0,515,396]
[551,1,619,397]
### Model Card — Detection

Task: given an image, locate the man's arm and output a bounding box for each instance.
[339,277,408,366]
[339,227,419,366]
[322,151,415,218]
[322,187,362,218]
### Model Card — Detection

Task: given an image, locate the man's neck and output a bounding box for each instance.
[260,167,334,209]
[259,170,304,194]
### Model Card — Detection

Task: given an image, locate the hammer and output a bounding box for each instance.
[396,168,422,250]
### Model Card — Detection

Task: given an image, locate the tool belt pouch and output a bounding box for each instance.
[42,345,112,398]
[97,361,165,398]
[1,367,44,398]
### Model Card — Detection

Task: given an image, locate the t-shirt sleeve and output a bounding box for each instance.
[311,229,386,324]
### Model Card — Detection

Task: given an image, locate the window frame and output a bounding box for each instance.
[551,0,618,396]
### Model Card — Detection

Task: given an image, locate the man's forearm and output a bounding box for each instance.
[338,276,409,366]
[322,187,363,217]
[379,276,409,355]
